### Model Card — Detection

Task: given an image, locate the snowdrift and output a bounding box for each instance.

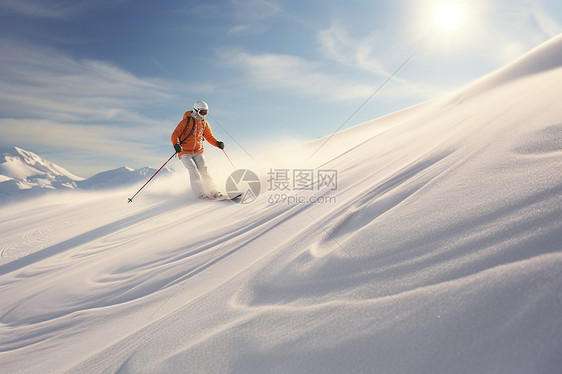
[1,35,561,373]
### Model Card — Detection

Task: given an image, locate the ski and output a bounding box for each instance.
[199,193,242,201]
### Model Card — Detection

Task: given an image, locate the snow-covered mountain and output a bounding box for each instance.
[0,147,82,200]
[0,147,172,202]
[0,146,83,185]
[0,35,561,374]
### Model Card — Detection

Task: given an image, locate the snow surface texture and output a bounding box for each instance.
[1,35,562,373]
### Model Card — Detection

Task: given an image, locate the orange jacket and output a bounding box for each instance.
[171,111,219,157]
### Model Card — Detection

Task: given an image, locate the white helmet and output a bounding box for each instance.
[192,100,209,119]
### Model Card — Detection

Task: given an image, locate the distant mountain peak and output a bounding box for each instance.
[0,147,172,202]
[1,146,84,182]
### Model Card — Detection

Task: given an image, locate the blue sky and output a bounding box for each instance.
[1,0,561,176]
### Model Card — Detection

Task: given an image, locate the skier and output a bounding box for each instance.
[171,100,225,199]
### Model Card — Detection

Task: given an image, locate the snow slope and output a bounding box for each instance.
[1,35,561,373]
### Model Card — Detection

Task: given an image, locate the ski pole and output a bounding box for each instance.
[222,149,235,169]
[128,152,177,203]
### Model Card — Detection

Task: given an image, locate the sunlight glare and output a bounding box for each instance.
[432,1,466,32]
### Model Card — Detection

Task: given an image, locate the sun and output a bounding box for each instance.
[432,1,466,32]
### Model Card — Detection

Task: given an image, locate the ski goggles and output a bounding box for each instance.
[196,109,208,116]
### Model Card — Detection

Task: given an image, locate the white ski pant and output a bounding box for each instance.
[180,153,218,197]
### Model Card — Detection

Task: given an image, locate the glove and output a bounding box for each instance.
[216,141,224,150]
[174,143,182,153]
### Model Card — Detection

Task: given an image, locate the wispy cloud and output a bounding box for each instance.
[316,24,447,99]
[0,39,175,174]
[218,48,374,102]
[217,47,440,104]
[479,1,561,65]
[177,1,284,39]
[317,24,394,77]
[412,0,562,66]
[530,3,562,37]
[0,0,128,18]
[0,117,163,157]
[227,0,283,35]
[317,1,562,99]
[0,117,173,177]
[0,40,169,124]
